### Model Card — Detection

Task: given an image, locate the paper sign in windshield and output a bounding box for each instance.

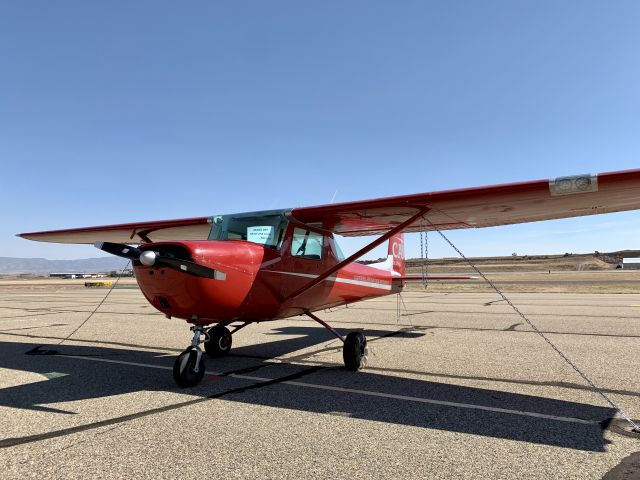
[247,226,274,245]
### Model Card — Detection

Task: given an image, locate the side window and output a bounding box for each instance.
[330,235,346,261]
[291,228,323,260]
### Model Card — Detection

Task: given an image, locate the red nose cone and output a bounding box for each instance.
[134,241,265,323]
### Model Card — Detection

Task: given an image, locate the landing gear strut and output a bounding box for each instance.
[305,311,368,371]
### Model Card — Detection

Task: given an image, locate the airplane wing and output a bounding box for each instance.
[18,169,640,244]
[18,217,212,244]
[290,169,640,236]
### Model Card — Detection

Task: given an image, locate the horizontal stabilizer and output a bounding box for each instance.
[394,275,477,281]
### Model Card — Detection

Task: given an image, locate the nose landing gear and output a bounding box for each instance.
[173,322,250,387]
[173,325,207,387]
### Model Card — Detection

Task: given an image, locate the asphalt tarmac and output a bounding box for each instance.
[1,284,640,479]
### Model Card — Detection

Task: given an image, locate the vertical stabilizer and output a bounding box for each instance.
[367,233,406,276]
[388,233,405,276]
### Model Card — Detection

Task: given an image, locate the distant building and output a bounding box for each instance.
[622,259,640,270]
[49,273,106,279]
[109,269,134,277]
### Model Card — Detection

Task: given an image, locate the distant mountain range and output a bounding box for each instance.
[4,249,639,275]
[0,257,130,274]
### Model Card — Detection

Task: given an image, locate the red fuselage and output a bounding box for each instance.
[135,235,401,325]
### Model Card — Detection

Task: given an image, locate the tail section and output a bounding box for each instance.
[367,233,406,276]
[378,233,476,282]
[388,233,405,276]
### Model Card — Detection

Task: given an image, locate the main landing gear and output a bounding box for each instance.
[173,323,247,387]
[305,311,368,371]
[343,331,368,371]
[204,325,232,357]
[172,314,367,388]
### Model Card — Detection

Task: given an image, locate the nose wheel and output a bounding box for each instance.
[173,325,208,388]
[173,347,205,387]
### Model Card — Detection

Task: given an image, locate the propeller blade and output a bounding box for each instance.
[155,257,225,280]
[94,241,141,260]
[94,241,225,280]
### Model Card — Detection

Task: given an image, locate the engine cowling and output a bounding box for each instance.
[134,241,265,323]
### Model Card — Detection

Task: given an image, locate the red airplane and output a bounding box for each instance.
[19,170,640,387]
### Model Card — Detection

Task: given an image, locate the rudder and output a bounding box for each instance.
[388,233,405,276]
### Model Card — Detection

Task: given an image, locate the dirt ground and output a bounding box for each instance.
[405,270,640,294]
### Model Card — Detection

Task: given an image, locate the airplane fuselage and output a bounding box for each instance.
[135,237,402,325]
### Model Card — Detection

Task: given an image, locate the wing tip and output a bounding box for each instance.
[17,233,49,243]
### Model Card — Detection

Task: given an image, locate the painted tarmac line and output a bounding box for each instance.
[62,354,289,382]
[63,355,183,372]
[59,354,601,426]
[286,381,599,425]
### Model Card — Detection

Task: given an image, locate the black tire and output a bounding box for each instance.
[173,348,205,387]
[343,332,368,371]
[204,325,232,357]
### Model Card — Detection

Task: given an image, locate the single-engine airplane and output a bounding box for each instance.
[18,169,640,387]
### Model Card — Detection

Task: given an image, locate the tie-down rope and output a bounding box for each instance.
[424,218,639,432]
[57,261,131,345]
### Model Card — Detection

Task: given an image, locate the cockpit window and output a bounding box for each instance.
[208,210,289,249]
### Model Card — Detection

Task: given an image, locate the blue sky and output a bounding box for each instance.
[2,1,639,260]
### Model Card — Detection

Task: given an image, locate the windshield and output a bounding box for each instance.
[208,209,289,249]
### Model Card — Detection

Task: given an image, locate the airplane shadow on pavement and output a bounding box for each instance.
[0,325,616,452]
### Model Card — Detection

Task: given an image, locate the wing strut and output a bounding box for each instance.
[285,207,430,301]
[305,311,345,342]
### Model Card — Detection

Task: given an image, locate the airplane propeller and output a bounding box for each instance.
[94,241,224,280]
